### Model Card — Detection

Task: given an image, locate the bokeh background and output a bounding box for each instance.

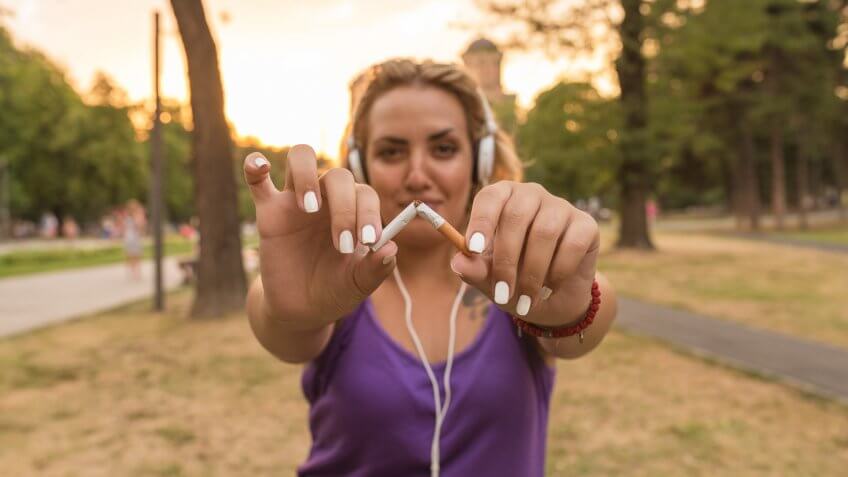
[1,0,847,475]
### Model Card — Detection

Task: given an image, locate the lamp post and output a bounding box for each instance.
[0,155,9,240]
[150,11,165,311]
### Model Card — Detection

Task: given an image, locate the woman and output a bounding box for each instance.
[244,59,617,477]
[123,200,145,280]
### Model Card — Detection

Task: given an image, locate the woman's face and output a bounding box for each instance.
[365,85,474,250]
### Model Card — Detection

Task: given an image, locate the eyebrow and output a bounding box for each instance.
[375,128,455,144]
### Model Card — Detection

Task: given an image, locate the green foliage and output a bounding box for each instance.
[0,27,145,224]
[141,102,194,223]
[511,0,847,213]
[650,0,847,210]
[518,82,620,203]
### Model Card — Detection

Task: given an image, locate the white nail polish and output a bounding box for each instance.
[253,156,269,168]
[304,191,319,213]
[382,255,396,265]
[517,295,532,316]
[361,225,376,244]
[468,232,485,253]
[340,230,354,254]
[541,286,553,301]
[494,281,509,305]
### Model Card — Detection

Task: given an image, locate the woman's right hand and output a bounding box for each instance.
[243,144,398,330]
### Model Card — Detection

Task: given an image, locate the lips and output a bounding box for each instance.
[400,199,442,207]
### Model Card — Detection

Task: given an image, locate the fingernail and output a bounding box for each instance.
[304,191,319,213]
[468,232,485,254]
[253,156,269,168]
[517,295,531,316]
[382,255,396,265]
[340,230,354,254]
[494,281,509,305]
[541,286,553,301]
[361,225,376,244]
[449,259,462,277]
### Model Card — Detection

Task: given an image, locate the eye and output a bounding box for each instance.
[376,146,406,162]
[432,142,458,159]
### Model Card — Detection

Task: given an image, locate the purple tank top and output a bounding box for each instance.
[298,297,557,476]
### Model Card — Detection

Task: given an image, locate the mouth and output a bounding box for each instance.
[401,199,442,209]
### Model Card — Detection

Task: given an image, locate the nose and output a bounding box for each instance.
[403,145,433,191]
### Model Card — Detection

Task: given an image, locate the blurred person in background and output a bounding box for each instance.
[122,200,146,280]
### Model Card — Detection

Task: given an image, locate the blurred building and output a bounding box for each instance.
[461,37,517,135]
[462,38,508,103]
[347,36,517,133]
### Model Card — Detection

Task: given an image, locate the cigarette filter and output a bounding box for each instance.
[415,202,472,257]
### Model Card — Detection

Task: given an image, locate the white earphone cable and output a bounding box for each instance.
[392,266,466,477]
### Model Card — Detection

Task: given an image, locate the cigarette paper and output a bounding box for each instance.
[370,201,418,252]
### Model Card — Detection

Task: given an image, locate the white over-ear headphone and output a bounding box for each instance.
[346,87,498,187]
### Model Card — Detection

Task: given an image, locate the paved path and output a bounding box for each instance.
[724,232,848,254]
[0,259,184,337]
[3,258,847,404]
[615,297,848,404]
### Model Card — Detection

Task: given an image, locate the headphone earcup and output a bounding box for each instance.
[477,135,495,186]
[348,148,367,184]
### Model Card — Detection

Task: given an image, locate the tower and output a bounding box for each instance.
[461,37,517,135]
[462,37,506,101]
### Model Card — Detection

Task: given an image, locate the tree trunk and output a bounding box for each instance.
[796,139,809,230]
[769,122,787,230]
[171,0,246,318]
[614,0,654,249]
[726,154,745,230]
[739,123,761,231]
[834,139,847,223]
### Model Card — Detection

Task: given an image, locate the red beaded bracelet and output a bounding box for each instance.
[511,279,601,343]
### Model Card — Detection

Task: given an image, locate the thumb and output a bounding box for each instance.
[350,240,398,299]
[450,252,490,293]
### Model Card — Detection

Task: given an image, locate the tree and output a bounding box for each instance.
[479,0,658,248]
[170,0,246,318]
[652,0,769,230]
[518,82,620,202]
[136,100,196,224]
[0,31,145,226]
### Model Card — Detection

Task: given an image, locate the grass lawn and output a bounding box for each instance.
[0,235,259,279]
[599,230,848,348]
[773,225,848,246]
[1,291,847,476]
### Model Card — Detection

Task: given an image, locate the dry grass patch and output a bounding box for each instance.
[599,231,848,347]
[1,290,847,476]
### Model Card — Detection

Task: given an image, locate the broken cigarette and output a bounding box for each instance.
[414,201,472,257]
[370,201,418,252]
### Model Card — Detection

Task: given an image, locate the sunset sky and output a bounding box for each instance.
[3,0,613,158]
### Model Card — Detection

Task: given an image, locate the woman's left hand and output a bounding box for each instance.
[449,181,599,327]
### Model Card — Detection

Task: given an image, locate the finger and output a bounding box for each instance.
[320,168,357,254]
[355,184,382,246]
[449,251,491,293]
[549,210,600,286]
[466,181,513,255]
[243,152,279,203]
[349,240,399,302]
[285,144,321,213]
[513,197,567,316]
[491,184,542,308]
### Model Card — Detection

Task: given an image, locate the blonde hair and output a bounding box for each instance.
[339,58,523,187]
